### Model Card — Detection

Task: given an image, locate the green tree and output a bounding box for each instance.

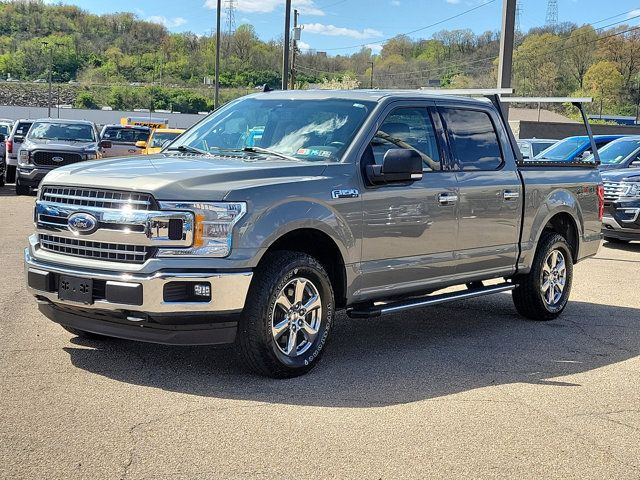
[584,61,624,115]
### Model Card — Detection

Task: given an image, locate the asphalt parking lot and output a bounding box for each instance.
[1,185,638,479]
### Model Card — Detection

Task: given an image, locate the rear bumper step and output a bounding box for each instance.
[346,282,515,318]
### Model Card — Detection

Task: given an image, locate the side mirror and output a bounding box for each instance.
[99,140,112,149]
[631,159,640,167]
[135,140,147,149]
[366,149,423,185]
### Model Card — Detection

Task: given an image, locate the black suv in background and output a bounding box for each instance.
[16,119,105,195]
[602,168,640,243]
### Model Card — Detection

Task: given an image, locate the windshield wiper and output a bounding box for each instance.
[166,144,210,155]
[241,146,299,162]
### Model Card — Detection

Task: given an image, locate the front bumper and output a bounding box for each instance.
[602,201,640,240]
[16,165,51,187]
[25,249,253,345]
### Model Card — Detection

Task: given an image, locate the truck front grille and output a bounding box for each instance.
[32,151,83,167]
[41,186,155,210]
[39,234,153,264]
[603,181,626,202]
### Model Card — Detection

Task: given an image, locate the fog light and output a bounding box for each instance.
[194,283,211,298]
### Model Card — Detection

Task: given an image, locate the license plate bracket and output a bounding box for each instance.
[58,275,93,304]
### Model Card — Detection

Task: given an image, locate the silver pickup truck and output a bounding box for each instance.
[25,90,603,378]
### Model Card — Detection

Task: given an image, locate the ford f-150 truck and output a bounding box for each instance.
[25,90,603,378]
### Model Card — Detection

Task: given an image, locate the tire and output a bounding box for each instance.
[61,326,110,340]
[15,181,29,195]
[238,251,335,378]
[605,237,630,244]
[0,172,4,187]
[5,165,16,184]
[512,232,574,321]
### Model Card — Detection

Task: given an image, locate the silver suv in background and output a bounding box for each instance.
[0,119,13,186]
[99,125,151,157]
[517,138,557,160]
[4,119,33,184]
[16,119,104,195]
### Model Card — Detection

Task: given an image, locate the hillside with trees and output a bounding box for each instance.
[1,0,639,116]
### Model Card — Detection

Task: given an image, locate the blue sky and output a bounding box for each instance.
[50,0,640,54]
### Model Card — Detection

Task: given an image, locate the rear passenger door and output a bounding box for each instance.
[438,105,522,278]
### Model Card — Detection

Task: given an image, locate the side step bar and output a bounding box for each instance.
[346,282,516,319]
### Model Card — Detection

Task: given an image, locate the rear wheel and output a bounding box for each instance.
[5,165,16,184]
[15,181,29,195]
[512,233,573,321]
[238,251,335,378]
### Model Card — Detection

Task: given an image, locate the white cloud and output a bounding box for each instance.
[298,41,312,51]
[365,43,383,53]
[628,9,640,19]
[445,0,460,4]
[204,0,324,16]
[147,16,188,28]
[302,23,383,39]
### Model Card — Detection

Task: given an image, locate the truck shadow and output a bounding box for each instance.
[602,240,640,253]
[62,295,639,408]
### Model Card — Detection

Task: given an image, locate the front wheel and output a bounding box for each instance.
[512,233,574,321]
[5,165,16,184]
[238,251,335,378]
[15,181,29,195]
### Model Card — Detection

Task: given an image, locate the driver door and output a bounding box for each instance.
[358,103,459,300]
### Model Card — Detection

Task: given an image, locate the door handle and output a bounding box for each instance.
[438,193,458,205]
[503,191,520,201]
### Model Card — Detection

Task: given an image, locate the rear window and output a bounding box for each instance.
[102,127,150,143]
[14,122,32,138]
[149,131,181,148]
[440,108,503,171]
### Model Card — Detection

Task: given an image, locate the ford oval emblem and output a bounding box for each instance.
[52,156,64,163]
[67,212,98,234]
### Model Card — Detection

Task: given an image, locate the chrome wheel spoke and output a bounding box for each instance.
[294,279,307,304]
[286,330,298,355]
[275,293,292,312]
[550,250,559,268]
[301,321,318,342]
[272,319,289,340]
[556,258,566,275]
[541,279,551,293]
[303,294,321,313]
[547,286,554,304]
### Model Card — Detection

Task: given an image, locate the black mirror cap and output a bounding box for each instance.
[366,148,423,185]
[99,140,112,149]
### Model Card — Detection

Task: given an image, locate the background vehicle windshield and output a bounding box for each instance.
[102,127,149,143]
[150,131,181,148]
[29,122,95,142]
[531,141,556,157]
[585,138,640,164]
[535,138,583,161]
[171,97,376,162]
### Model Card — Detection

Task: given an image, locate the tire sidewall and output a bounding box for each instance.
[262,259,334,371]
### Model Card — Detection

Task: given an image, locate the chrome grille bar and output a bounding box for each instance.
[40,186,154,210]
[39,234,151,263]
[603,181,627,202]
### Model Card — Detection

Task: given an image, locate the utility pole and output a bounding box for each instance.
[497,0,516,119]
[42,41,63,118]
[370,61,374,89]
[214,0,221,109]
[290,9,299,89]
[282,0,291,90]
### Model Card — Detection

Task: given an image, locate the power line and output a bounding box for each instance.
[317,0,497,52]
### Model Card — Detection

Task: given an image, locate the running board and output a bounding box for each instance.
[346,283,516,319]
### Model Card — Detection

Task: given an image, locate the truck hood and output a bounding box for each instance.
[42,152,328,201]
[24,138,98,152]
[601,168,640,183]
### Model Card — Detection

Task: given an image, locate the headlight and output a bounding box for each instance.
[158,202,246,258]
[622,182,640,198]
[19,150,30,164]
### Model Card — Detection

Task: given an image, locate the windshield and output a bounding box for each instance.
[585,138,640,164]
[28,122,95,142]
[150,131,181,148]
[535,138,584,161]
[170,97,376,162]
[101,127,150,143]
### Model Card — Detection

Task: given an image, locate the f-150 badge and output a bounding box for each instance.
[332,189,360,199]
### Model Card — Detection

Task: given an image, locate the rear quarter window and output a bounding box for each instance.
[440,108,503,171]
